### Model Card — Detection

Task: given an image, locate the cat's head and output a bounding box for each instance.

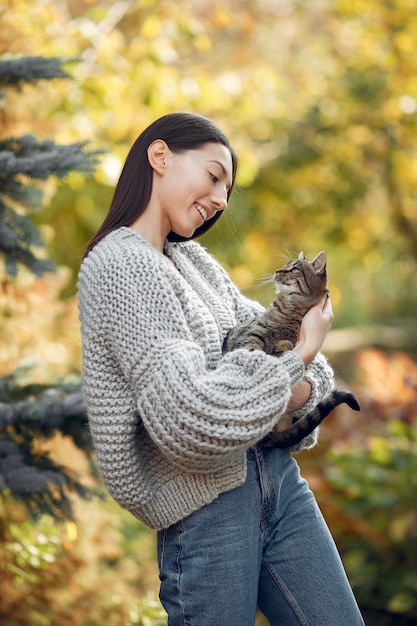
[273,251,328,308]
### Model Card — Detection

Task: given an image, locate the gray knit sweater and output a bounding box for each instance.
[78,227,334,529]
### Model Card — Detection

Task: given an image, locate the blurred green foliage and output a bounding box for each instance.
[7,516,67,583]
[297,348,417,625]
[1,0,417,624]
[326,421,417,624]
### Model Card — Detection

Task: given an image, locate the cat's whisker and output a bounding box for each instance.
[276,249,294,263]
[254,274,274,289]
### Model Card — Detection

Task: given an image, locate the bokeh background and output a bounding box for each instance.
[1,1,416,624]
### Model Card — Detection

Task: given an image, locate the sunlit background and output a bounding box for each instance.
[1,1,416,624]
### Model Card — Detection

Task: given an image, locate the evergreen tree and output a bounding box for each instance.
[0,56,99,277]
[0,56,100,520]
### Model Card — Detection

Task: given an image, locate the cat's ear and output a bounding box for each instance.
[298,251,305,260]
[312,251,327,276]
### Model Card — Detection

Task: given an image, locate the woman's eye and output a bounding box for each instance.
[210,173,219,183]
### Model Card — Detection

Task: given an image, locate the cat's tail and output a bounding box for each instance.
[331,388,361,412]
[264,388,360,449]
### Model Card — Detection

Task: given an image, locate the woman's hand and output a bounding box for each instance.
[293,295,334,367]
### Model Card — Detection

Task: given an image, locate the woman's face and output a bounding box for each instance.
[155,142,234,239]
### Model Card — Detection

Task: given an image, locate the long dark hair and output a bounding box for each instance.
[84,112,238,257]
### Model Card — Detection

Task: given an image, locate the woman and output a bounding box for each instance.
[78,112,364,625]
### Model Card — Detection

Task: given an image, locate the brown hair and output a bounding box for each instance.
[84,112,238,257]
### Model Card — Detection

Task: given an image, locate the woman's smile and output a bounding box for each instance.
[195,202,208,222]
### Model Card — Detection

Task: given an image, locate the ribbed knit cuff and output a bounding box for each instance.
[295,352,334,417]
[273,349,305,387]
[232,348,305,387]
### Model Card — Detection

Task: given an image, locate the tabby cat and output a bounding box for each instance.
[222,251,360,448]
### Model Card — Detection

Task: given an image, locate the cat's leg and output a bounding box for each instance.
[273,413,293,433]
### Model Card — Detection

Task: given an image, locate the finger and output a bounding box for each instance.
[323,294,332,309]
[323,297,334,321]
[320,292,331,310]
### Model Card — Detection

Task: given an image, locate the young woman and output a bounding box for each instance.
[78,112,364,625]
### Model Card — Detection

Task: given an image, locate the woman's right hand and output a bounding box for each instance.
[293,295,334,367]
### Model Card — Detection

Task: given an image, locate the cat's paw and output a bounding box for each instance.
[275,339,294,354]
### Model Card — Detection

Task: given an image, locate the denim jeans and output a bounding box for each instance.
[157,446,365,625]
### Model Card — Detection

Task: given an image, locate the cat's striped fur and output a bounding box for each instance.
[222,252,360,448]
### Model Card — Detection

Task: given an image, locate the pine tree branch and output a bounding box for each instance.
[0,56,75,86]
[0,136,101,276]
[0,54,103,520]
[0,382,101,520]
[0,201,55,276]
[0,136,101,180]
[0,437,100,520]
[0,385,90,449]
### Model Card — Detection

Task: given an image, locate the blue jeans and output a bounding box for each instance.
[157,446,364,625]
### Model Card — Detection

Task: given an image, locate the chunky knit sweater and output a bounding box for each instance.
[78,227,334,529]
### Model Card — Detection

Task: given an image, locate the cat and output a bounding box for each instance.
[222,251,360,448]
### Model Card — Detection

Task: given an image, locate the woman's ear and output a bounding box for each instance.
[147,140,169,174]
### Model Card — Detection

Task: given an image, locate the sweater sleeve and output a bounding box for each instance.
[79,244,305,473]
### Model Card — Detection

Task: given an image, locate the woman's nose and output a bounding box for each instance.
[212,190,228,211]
